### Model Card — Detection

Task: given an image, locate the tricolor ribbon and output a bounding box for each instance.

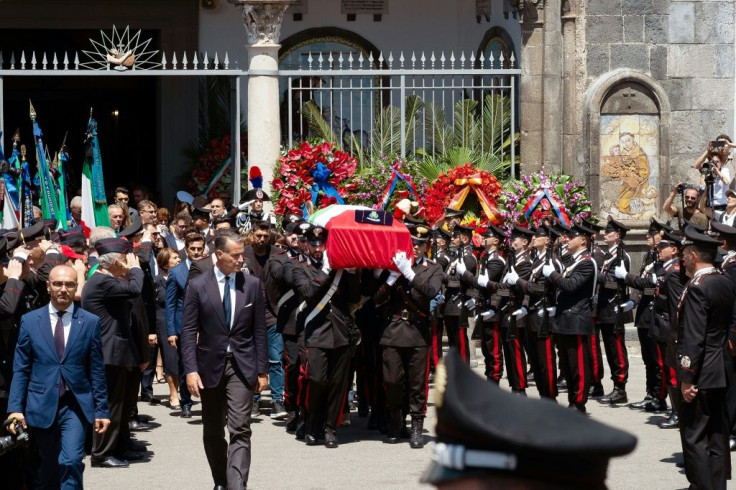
[378,167,422,210]
[447,172,502,225]
[521,184,571,227]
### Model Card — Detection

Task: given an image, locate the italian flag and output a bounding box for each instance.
[81,158,110,228]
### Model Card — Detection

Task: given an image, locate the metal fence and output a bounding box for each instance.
[279,50,521,175]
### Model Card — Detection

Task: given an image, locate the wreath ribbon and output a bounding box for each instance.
[378,167,421,210]
[302,162,344,218]
[521,185,571,227]
[447,173,502,225]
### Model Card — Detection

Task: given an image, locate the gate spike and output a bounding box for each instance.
[74,52,79,70]
[224,52,229,69]
[399,52,405,68]
[42,52,48,70]
[20,51,26,70]
[347,52,353,68]
[203,52,209,69]
[32,52,38,70]
[411,52,416,69]
[449,52,455,68]
[337,51,344,68]
[307,52,313,69]
[356,52,363,68]
[171,52,178,70]
[213,53,220,69]
[387,52,393,68]
[161,52,167,69]
[10,52,15,70]
[63,52,69,70]
[192,52,199,69]
[182,52,188,69]
[420,52,426,68]
[52,53,58,70]
[439,52,445,67]
[459,51,466,68]
[510,52,516,68]
[317,52,323,69]
[430,51,436,68]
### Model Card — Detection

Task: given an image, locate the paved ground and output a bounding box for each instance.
[84,340,735,489]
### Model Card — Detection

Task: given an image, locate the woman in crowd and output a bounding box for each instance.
[155,247,182,408]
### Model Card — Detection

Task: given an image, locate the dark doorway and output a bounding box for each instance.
[1,28,158,201]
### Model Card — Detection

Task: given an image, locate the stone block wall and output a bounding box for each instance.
[583,0,734,188]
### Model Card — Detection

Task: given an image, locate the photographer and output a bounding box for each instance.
[694,135,736,186]
[662,183,708,228]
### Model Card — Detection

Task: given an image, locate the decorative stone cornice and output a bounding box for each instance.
[227,0,293,46]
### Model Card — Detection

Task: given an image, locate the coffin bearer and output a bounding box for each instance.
[676,226,734,489]
[373,225,443,448]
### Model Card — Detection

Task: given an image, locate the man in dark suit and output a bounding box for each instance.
[181,230,268,490]
[165,233,205,418]
[81,237,146,468]
[677,226,734,489]
[544,223,598,413]
[7,265,110,488]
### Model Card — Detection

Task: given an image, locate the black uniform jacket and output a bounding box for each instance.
[623,253,660,330]
[292,260,361,349]
[548,250,596,336]
[373,258,443,347]
[494,250,533,329]
[463,248,505,322]
[81,267,146,367]
[517,250,563,334]
[444,245,477,317]
[596,244,631,324]
[265,248,302,335]
[675,269,734,389]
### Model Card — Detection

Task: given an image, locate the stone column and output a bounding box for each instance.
[228,0,292,205]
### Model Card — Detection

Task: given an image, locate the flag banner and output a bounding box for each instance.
[81,114,110,228]
[30,102,63,226]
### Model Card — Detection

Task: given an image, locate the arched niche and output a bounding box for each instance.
[583,69,671,227]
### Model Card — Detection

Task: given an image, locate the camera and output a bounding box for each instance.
[700,161,716,183]
[675,183,686,194]
[0,418,29,456]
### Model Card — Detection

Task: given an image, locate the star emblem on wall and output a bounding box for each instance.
[80,25,161,71]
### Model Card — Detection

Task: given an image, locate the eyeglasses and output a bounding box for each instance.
[50,281,77,289]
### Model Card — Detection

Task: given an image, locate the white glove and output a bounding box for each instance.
[620,300,635,312]
[321,253,331,275]
[386,270,401,286]
[13,248,29,262]
[455,259,466,275]
[614,263,627,280]
[477,270,490,288]
[512,307,527,319]
[539,306,557,317]
[542,263,554,277]
[504,267,519,285]
[393,251,415,281]
[480,309,496,321]
[464,298,476,310]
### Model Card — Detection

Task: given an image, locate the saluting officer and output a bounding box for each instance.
[543,223,598,413]
[373,225,443,448]
[675,226,734,489]
[443,224,477,363]
[595,217,632,405]
[292,225,361,449]
[512,225,563,399]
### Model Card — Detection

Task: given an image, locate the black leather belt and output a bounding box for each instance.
[643,288,656,295]
[393,309,427,323]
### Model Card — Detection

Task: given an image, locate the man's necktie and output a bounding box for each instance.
[54,311,66,396]
[223,276,231,329]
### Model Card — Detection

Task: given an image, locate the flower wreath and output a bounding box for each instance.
[271,141,357,217]
[423,163,503,225]
[187,134,249,200]
[498,171,592,228]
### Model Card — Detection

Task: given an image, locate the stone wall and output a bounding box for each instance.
[583,0,735,189]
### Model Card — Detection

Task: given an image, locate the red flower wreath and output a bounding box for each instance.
[271,141,358,216]
[424,163,503,225]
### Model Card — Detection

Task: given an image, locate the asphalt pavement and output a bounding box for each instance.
[83,340,735,489]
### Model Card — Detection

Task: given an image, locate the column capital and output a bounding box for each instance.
[515,0,545,23]
[227,0,294,46]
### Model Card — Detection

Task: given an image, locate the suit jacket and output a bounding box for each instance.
[165,262,190,337]
[154,273,167,335]
[548,251,596,336]
[180,268,268,388]
[7,305,109,429]
[80,268,145,367]
[676,270,734,389]
[188,254,215,283]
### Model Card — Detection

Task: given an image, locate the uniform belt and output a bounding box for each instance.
[497,289,512,297]
[393,309,427,322]
[447,280,461,288]
[643,288,656,296]
[603,281,619,290]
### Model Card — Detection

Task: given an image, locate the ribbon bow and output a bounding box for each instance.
[378,166,422,210]
[303,162,344,218]
[447,172,501,225]
[521,184,571,227]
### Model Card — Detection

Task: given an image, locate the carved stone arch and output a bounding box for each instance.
[476,26,516,68]
[583,69,671,227]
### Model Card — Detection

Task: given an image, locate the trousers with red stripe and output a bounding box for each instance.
[526,330,558,399]
[589,326,605,384]
[557,333,592,409]
[443,316,470,364]
[500,325,527,391]
[596,323,629,389]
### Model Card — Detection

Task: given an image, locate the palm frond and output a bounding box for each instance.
[301,100,340,147]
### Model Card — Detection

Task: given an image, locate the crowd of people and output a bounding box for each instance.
[0,150,735,488]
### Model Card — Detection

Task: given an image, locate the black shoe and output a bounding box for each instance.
[367,410,379,430]
[629,394,653,409]
[589,383,604,397]
[270,400,288,420]
[140,394,161,405]
[568,403,587,414]
[91,456,129,468]
[181,406,192,419]
[305,434,318,446]
[409,418,424,449]
[658,413,679,429]
[598,388,627,404]
[252,399,262,418]
[644,398,668,413]
[214,485,226,490]
[285,411,298,432]
[115,450,144,461]
[325,429,338,449]
[295,419,306,440]
[400,424,411,439]
[128,419,152,431]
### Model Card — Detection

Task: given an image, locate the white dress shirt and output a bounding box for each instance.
[49,303,74,346]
